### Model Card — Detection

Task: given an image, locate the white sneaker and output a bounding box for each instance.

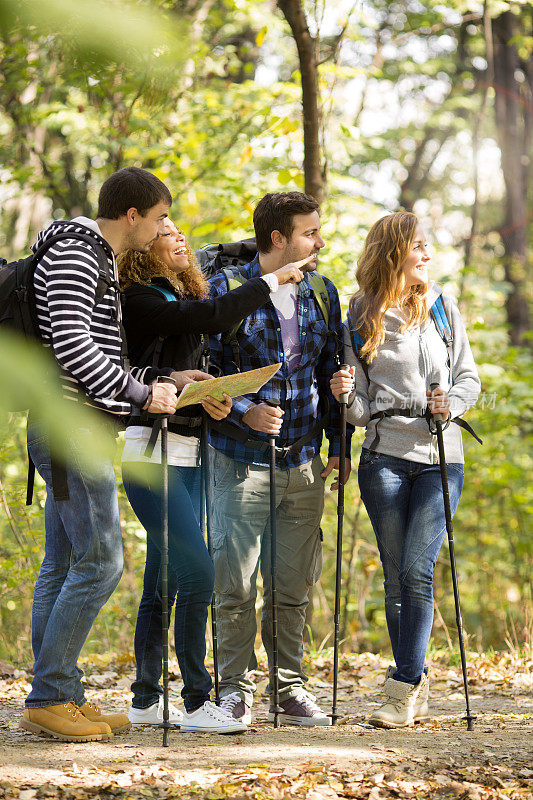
[128,697,183,726]
[180,700,248,734]
[220,692,252,724]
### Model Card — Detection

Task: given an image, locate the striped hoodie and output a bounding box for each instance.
[32,217,150,415]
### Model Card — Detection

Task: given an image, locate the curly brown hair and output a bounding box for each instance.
[118,232,209,299]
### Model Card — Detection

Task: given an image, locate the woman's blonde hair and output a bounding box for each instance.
[348,212,428,363]
[118,230,209,299]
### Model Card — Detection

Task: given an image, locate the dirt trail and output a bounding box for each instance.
[0,652,531,799]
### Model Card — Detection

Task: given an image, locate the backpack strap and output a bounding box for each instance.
[33,230,114,307]
[134,284,177,369]
[34,229,129,369]
[307,272,330,328]
[307,272,344,368]
[430,294,453,374]
[220,266,248,372]
[26,452,35,506]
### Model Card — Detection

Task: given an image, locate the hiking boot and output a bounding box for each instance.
[369,673,429,729]
[180,700,248,734]
[268,691,330,726]
[78,701,131,734]
[383,666,430,722]
[20,702,109,742]
[128,697,183,726]
[219,692,252,724]
[413,670,430,722]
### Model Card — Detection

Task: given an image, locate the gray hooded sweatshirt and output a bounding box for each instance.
[344,282,481,465]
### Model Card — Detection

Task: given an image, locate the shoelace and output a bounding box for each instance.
[158,701,180,717]
[64,702,80,719]
[291,692,322,713]
[202,701,237,721]
[220,693,242,712]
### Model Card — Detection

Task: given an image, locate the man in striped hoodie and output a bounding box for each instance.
[20,168,194,742]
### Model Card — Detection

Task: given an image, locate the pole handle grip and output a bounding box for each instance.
[429,382,443,423]
[265,399,281,442]
[154,375,178,421]
[339,363,351,405]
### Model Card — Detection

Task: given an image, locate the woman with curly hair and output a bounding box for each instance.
[330,212,480,728]
[119,219,306,734]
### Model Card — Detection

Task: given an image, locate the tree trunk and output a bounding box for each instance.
[491,11,531,346]
[277,0,324,203]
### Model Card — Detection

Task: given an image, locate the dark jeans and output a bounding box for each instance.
[122,462,214,713]
[26,424,123,707]
[358,448,464,684]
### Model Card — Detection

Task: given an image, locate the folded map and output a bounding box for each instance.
[174,362,282,410]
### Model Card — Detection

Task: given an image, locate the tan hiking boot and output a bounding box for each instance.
[79,701,131,733]
[369,673,429,729]
[382,666,430,722]
[20,702,109,742]
[413,671,430,722]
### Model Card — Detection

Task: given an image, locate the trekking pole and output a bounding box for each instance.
[331,365,350,726]
[265,399,282,728]
[156,375,177,747]
[200,350,220,704]
[430,382,475,732]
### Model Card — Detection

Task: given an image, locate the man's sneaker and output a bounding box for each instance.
[268,691,330,726]
[369,673,429,729]
[128,697,183,726]
[219,692,252,725]
[20,702,110,742]
[78,701,130,734]
[180,700,248,734]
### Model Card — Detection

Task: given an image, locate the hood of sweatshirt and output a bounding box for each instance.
[32,217,113,258]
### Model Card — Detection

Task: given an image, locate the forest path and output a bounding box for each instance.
[0,652,531,799]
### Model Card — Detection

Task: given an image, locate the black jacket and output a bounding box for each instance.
[122,275,270,436]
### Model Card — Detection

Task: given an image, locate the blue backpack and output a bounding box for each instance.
[348,295,482,449]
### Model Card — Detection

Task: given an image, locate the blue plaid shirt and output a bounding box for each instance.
[208,255,353,468]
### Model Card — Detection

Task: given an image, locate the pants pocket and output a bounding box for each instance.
[306,528,323,587]
[211,449,236,490]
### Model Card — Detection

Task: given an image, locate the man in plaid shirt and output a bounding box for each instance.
[208,192,352,726]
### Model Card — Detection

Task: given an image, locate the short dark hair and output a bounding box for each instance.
[253,192,320,253]
[97,167,172,219]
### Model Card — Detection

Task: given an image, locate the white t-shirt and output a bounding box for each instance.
[121,426,200,467]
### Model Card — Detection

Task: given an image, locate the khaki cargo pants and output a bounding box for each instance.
[209,449,325,706]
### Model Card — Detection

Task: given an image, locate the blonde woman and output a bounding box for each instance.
[119,220,305,733]
[331,212,480,728]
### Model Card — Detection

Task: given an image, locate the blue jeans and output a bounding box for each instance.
[358,449,464,684]
[26,425,123,708]
[122,462,214,713]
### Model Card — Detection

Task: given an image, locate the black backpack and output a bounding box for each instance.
[0,230,115,346]
[195,237,258,279]
[0,229,118,504]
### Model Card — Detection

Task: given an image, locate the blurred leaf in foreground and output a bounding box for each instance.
[0,330,116,469]
[0,0,189,87]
